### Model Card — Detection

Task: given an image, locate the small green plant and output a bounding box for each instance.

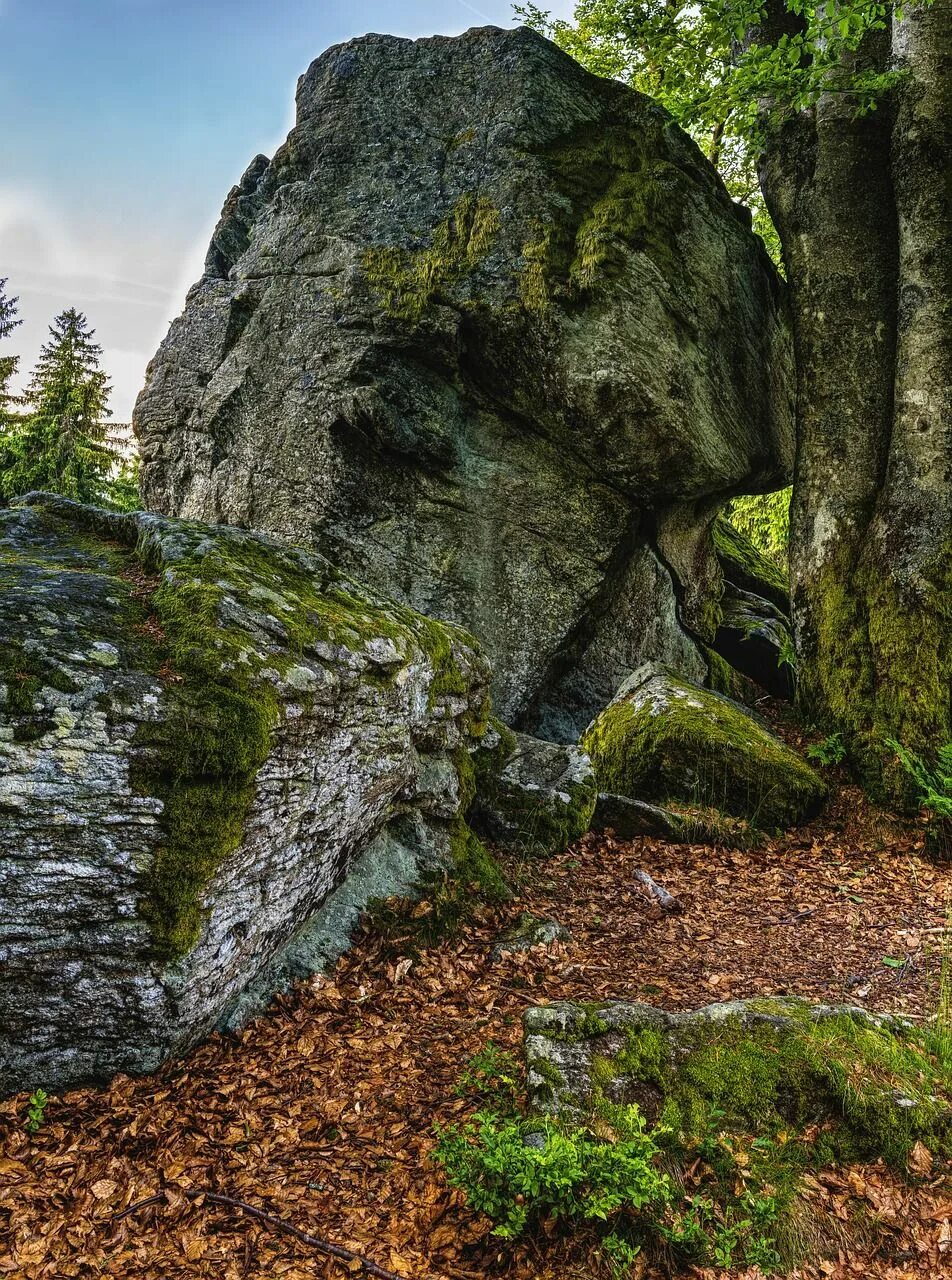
[25,1088,48,1134]
[599,1230,643,1277]
[777,629,797,674]
[888,739,952,817]
[454,1043,521,1109]
[806,732,846,766]
[433,1110,671,1239]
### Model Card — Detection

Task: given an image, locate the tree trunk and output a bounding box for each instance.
[758,1,952,801]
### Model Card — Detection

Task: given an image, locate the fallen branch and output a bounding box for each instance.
[633,868,683,914]
[115,1188,407,1279]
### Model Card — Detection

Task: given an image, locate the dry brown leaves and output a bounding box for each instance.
[2,779,951,1279]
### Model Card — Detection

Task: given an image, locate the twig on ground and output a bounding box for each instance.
[633,868,683,914]
[772,908,816,925]
[114,1188,407,1279]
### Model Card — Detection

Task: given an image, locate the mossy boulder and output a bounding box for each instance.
[470,726,596,855]
[0,494,492,1095]
[522,998,952,1268]
[136,25,793,737]
[581,663,825,830]
[712,515,789,614]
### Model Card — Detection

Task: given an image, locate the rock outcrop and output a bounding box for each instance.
[471,723,596,856]
[581,663,825,830]
[0,495,490,1095]
[135,24,794,739]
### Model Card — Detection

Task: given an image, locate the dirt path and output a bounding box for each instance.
[2,786,951,1279]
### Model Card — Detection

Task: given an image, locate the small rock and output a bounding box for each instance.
[492,912,570,959]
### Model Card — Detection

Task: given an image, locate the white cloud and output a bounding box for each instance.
[0,186,185,419]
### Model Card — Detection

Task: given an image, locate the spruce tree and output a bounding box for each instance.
[0,278,21,424]
[3,308,113,503]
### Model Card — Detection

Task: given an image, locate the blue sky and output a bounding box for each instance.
[2,0,572,418]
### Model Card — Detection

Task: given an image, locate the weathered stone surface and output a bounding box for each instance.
[0,495,490,1095]
[135,24,794,735]
[715,582,794,699]
[491,912,570,958]
[581,663,825,829]
[471,725,596,855]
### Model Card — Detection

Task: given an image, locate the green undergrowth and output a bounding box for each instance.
[436,1004,952,1274]
[363,191,500,320]
[520,122,689,315]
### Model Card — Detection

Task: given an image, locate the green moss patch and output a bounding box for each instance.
[802,535,952,808]
[713,515,789,613]
[518,998,952,1271]
[520,123,691,315]
[10,495,490,963]
[363,191,500,320]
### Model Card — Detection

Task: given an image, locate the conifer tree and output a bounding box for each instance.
[0,278,21,424]
[2,308,113,503]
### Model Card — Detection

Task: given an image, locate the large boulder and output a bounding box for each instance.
[135,25,794,738]
[581,663,825,829]
[0,495,490,1095]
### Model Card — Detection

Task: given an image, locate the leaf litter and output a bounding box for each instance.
[1,779,951,1279]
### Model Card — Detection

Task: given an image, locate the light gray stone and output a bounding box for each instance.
[0,494,490,1095]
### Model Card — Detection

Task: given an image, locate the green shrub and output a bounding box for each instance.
[433,1109,671,1239]
[806,732,846,766]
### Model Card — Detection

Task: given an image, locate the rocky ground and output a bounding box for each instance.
[2,776,951,1280]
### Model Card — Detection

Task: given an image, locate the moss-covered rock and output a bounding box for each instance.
[526,996,952,1162]
[581,663,825,830]
[714,582,795,700]
[0,494,493,1096]
[136,26,793,738]
[470,725,597,856]
[712,515,789,613]
[523,997,952,1268]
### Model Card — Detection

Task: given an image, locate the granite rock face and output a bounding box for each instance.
[0,496,490,1095]
[471,724,596,855]
[135,24,794,736]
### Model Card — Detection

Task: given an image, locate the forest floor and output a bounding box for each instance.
[3,781,952,1280]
